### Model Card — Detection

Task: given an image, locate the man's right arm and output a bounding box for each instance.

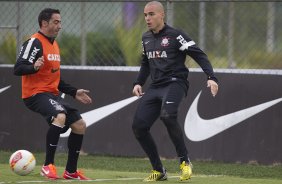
[14,38,43,76]
[132,40,150,97]
[133,40,150,87]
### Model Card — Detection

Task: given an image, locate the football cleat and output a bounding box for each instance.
[63,170,91,180]
[40,164,60,179]
[179,161,192,181]
[143,169,167,182]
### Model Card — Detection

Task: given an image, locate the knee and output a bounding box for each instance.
[53,113,66,127]
[160,109,177,120]
[132,115,142,131]
[71,119,86,134]
[132,116,149,139]
[132,118,142,138]
[160,109,177,126]
[60,125,70,134]
[132,127,149,140]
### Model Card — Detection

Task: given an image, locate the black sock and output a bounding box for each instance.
[179,156,190,164]
[66,132,83,173]
[45,124,62,166]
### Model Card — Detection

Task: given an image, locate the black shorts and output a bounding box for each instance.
[23,92,82,131]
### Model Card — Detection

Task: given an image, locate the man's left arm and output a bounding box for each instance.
[58,79,92,104]
[176,31,218,96]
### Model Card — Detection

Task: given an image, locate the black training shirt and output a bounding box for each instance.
[134,24,217,89]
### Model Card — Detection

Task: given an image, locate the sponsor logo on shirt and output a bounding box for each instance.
[47,54,60,62]
[146,51,167,59]
[51,68,59,73]
[28,47,40,63]
[176,35,188,44]
[176,35,195,51]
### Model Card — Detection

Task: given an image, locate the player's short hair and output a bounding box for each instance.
[38,8,60,27]
[145,1,164,12]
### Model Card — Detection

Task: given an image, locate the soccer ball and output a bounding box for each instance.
[9,150,36,176]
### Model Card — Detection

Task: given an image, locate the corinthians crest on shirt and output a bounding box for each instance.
[161,37,170,47]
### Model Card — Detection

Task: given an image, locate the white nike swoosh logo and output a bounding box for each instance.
[41,167,50,174]
[0,85,11,94]
[184,91,282,142]
[60,96,139,137]
[65,174,80,180]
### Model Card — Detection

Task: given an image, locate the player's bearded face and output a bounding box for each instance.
[144,5,164,32]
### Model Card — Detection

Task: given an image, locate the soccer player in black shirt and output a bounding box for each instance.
[132,1,219,182]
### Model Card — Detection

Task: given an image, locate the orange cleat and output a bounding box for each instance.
[40,164,60,179]
[63,170,91,180]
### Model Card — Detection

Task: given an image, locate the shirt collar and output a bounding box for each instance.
[151,23,167,36]
[38,31,55,44]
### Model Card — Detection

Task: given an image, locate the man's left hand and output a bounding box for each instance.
[75,89,92,104]
[207,80,218,97]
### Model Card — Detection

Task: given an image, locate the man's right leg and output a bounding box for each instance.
[132,90,167,181]
[45,113,66,165]
[41,113,66,179]
[24,94,66,179]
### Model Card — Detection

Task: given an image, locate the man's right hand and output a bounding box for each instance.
[34,56,44,71]
[132,84,144,97]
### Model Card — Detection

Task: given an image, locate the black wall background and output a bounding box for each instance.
[0,66,281,164]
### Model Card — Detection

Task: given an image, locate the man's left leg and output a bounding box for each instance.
[160,83,192,181]
[63,110,90,180]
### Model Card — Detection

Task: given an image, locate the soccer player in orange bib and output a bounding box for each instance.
[14,8,92,180]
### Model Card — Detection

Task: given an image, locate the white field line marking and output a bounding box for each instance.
[6,175,224,183]
[17,181,47,183]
